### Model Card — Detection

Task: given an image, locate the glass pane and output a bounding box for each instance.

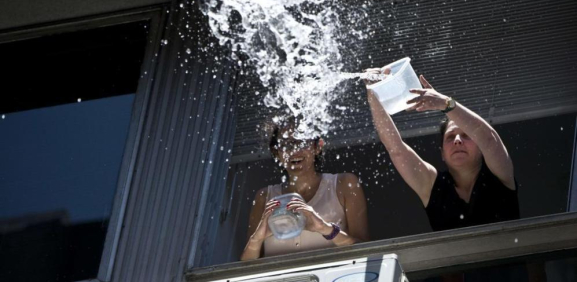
[0,20,148,281]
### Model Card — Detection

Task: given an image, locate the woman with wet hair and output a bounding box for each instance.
[364,67,519,232]
[240,117,369,260]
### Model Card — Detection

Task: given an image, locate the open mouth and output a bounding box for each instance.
[289,157,304,166]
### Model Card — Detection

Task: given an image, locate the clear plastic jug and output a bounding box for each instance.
[268,193,306,240]
[366,57,421,115]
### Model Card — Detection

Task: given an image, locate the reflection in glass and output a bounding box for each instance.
[0,95,134,281]
[0,20,148,281]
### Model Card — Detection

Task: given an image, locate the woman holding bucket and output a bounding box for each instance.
[240,117,369,260]
[364,63,519,232]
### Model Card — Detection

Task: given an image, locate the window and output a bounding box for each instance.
[189,0,577,273]
[0,20,149,281]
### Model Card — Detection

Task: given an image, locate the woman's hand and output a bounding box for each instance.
[362,66,392,87]
[249,199,280,242]
[286,197,331,235]
[407,75,450,112]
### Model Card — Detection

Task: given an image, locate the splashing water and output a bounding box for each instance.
[339,72,388,81]
[201,0,369,139]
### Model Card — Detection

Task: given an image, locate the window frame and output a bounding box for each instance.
[570,116,577,212]
[0,5,167,282]
[187,212,577,282]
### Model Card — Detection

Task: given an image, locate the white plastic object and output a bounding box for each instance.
[366,57,421,115]
[213,254,406,282]
[268,193,306,240]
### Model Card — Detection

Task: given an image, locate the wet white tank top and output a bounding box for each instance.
[263,173,348,257]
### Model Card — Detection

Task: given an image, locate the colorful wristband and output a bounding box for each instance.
[322,223,340,240]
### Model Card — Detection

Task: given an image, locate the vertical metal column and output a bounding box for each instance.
[569,116,577,212]
[109,1,238,281]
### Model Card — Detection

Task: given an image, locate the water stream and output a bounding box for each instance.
[201,0,374,139]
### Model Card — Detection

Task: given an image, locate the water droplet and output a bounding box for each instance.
[203,1,369,140]
[161,39,168,45]
[1,114,5,119]
[459,214,464,220]
[186,48,191,54]
[336,155,340,160]
[220,146,224,151]
[514,238,518,243]
[561,127,564,131]
[77,98,82,102]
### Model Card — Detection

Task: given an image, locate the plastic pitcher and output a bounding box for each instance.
[366,57,421,115]
[268,193,306,240]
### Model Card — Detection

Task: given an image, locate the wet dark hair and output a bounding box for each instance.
[264,116,324,171]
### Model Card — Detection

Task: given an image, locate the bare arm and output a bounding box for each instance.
[408,75,515,190]
[240,188,278,261]
[336,173,370,243]
[445,104,515,189]
[365,68,437,206]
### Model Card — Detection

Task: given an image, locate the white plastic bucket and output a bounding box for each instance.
[366,57,421,115]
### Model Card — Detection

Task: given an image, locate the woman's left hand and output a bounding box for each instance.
[286,197,331,234]
[407,75,450,112]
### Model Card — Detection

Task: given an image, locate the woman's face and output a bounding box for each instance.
[441,121,483,169]
[274,128,320,175]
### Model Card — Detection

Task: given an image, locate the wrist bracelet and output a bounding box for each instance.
[322,223,340,240]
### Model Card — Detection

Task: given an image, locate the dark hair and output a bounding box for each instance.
[439,118,450,146]
[264,116,324,171]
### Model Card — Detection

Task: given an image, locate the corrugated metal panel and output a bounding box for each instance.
[571,116,577,212]
[110,1,238,281]
[231,0,577,163]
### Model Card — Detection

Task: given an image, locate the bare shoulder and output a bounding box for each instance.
[336,172,361,192]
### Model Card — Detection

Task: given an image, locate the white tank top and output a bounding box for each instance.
[263,173,348,257]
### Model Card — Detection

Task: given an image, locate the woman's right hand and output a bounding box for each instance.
[363,66,392,87]
[249,199,280,242]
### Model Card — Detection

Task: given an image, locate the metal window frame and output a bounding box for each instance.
[570,116,577,212]
[187,212,577,282]
[0,5,168,282]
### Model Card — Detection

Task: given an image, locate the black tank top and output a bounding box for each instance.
[426,162,520,232]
